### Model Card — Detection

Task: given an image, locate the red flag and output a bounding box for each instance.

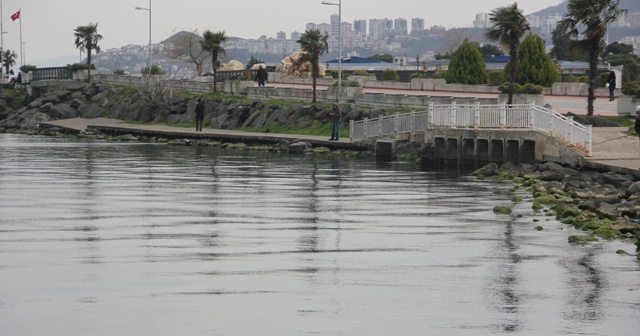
[11,10,20,21]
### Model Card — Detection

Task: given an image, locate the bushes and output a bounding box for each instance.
[329,69,347,79]
[381,68,398,81]
[352,70,373,76]
[488,70,504,86]
[331,80,361,87]
[621,81,640,98]
[68,63,96,71]
[498,82,543,94]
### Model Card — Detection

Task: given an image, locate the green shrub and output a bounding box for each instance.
[68,63,95,71]
[565,75,579,83]
[331,80,361,87]
[497,82,542,94]
[488,70,504,86]
[578,76,589,83]
[433,70,446,79]
[621,81,640,97]
[410,73,427,79]
[330,70,347,79]
[381,68,399,81]
[141,64,166,75]
[113,69,125,75]
[352,70,372,76]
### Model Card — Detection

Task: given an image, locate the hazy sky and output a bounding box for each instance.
[1,0,565,66]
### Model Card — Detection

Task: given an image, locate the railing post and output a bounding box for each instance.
[410,111,416,134]
[566,116,573,143]
[586,125,592,157]
[500,104,507,129]
[378,116,383,136]
[474,102,480,129]
[548,108,555,133]
[394,113,399,137]
[528,103,535,128]
[349,120,354,141]
[451,101,457,127]
[428,102,434,127]
[363,118,368,140]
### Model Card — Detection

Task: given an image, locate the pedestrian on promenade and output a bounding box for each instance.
[256,66,268,87]
[635,105,640,135]
[329,102,341,141]
[195,98,205,132]
[607,71,617,101]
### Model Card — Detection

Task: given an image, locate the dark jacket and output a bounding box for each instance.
[607,72,616,88]
[330,105,341,122]
[195,101,205,119]
[256,68,268,81]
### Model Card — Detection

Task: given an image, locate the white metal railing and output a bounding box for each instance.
[349,102,592,156]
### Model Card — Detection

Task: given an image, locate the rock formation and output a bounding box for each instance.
[276,49,326,78]
[219,60,244,71]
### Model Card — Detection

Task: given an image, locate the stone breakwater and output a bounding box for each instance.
[0,82,391,133]
[473,161,640,259]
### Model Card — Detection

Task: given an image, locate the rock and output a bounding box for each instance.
[219,60,244,71]
[472,163,500,178]
[52,90,72,100]
[117,134,138,141]
[49,104,78,119]
[288,141,311,153]
[493,205,512,215]
[39,102,54,113]
[627,181,640,196]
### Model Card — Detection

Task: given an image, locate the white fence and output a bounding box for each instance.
[349,102,592,156]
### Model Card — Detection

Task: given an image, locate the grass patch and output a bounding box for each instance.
[242,122,349,138]
[602,115,634,127]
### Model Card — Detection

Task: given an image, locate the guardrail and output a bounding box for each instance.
[349,102,592,157]
[32,67,73,81]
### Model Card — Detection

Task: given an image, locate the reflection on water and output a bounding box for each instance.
[0,133,639,336]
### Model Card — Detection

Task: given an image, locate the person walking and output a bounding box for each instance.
[329,102,341,141]
[607,71,617,101]
[195,98,205,132]
[256,65,268,87]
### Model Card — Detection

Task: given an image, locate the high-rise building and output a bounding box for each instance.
[305,23,317,31]
[369,18,392,39]
[394,18,408,35]
[473,12,490,28]
[291,31,301,40]
[317,23,331,36]
[354,20,367,37]
[330,14,340,39]
[526,15,541,29]
[411,18,424,34]
[276,31,286,40]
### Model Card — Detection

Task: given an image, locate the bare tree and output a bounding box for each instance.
[442,29,471,55]
[164,29,208,76]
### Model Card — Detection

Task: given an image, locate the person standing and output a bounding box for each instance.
[607,71,617,101]
[329,102,341,141]
[195,98,205,132]
[256,66,268,87]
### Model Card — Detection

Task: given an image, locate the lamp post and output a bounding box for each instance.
[321,0,341,102]
[135,0,151,73]
[416,55,420,71]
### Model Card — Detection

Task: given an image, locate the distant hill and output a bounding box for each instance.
[528,0,640,17]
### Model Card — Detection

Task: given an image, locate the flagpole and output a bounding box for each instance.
[19,7,22,67]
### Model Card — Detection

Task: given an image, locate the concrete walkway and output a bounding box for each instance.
[40,118,640,177]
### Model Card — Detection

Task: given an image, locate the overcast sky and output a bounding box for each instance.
[1,0,565,66]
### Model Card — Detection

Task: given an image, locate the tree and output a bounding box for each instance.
[549,26,588,62]
[557,0,626,116]
[485,3,530,105]
[603,42,634,57]
[200,30,228,93]
[505,34,559,87]
[73,23,102,82]
[296,29,329,103]
[165,29,208,76]
[141,64,166,75]
[476,44,504,58]
[246,56,264,70]
[2,49,17,76]
[113,69,125,75]
[368,54,394,63]
[444,39,488,85]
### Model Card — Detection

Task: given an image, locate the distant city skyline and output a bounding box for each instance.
[3,0,567,67]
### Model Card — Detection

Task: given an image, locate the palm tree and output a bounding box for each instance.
[200,30,228,93]
[2,49,17,76]
[296,29,329,103]
[485,3,529,105]
[73,23,102,82]
[557,0,626,116]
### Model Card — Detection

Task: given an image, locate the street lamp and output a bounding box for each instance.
[416,55,420,71]
[135,0,151,73]
[321,0,341,102]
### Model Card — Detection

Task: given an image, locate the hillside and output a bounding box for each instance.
[528,0,640,17]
